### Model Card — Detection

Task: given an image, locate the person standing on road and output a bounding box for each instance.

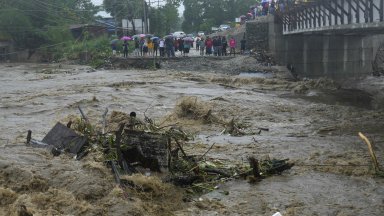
[205,37,213,56]
[229,37,236,56]
[178,38,184,55]
[173,39,179,55]
[147,39,154,56]
[159,39,165,57]
[139,38,144,56]
[183,41,191,57]
[240,37,246,54]
[222,37,228,56]
[165,36,175,57]
[134,39,140,56]
[217,36,223,56]
[196,37,200,51]
[111,43,117,56]
[199,38,205,56]
[143,39,149,57]
[123,40,129,58]
[213,37,219,56]
[153,39,159,56]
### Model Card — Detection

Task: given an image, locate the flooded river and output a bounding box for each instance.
[0,61,383,216]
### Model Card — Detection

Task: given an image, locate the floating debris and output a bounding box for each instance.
[26,100,294,197]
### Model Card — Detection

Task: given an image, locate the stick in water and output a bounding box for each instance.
[358,132,380,172]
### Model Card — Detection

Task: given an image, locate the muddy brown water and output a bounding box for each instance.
[282,89,374,110]
[0,63,383,216]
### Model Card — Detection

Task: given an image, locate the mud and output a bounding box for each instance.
[0,59,384,215]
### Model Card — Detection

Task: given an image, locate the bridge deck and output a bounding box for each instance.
[278,0,384,35]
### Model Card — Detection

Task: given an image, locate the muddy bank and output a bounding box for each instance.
[0,61,384,215]
[110,55,278,76]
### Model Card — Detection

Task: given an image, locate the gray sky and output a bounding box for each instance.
[92,0,103,6]
[91,0,184,17]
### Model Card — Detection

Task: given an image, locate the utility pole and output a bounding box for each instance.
[148,0,151,33]
[143,0,148,33]
[114,0,118,36]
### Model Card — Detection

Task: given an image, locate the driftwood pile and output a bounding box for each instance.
[250,50,276,66]
[26,104,294,196]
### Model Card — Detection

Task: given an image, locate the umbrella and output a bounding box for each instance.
[183,37,194,42]
[164,35,174,39]
[110,39,119,44]
[151,36,159,41]
[120,36,132,41]
[132,35,140,39]
[139,34,146,38]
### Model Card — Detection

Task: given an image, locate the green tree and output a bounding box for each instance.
[0,0,98,50]
[103,0,143,34]
[161,3,180,34]
[148,2,180,36]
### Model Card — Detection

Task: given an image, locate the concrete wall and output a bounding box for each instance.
[0,41,13,61]
[275,34,374,79]
[246,17,270,51]
[246,16,384,79]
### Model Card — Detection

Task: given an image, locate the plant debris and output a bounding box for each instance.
[26,98,294,198]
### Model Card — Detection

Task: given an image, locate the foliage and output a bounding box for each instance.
[0,0,98,50]
[149,3,180,36]
[182,0,258,33]
[62,36,112,67]
[103,0,142,22]
[0,8,37,49]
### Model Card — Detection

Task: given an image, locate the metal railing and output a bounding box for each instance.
[277,0,384,34]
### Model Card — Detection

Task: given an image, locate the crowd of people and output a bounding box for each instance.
[115,34,247,58]
[242,0,305,22]
[195,36,247,57]
[113,0,303,58]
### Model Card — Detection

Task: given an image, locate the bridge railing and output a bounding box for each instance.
[278,0,384,34]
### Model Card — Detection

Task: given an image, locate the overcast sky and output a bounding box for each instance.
[91,0,184,17]
[92,0,103,6]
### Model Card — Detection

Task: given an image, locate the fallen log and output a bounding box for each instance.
[110,160,122,185]
[201,167,231,178]
[359,132,380,172]
[167,175,200,186]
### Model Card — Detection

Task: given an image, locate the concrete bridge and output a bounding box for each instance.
[245,0,384,79]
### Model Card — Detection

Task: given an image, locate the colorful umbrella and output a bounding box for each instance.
[139,34,146,38]
[110,39,119,44]
[121,36,132,40]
